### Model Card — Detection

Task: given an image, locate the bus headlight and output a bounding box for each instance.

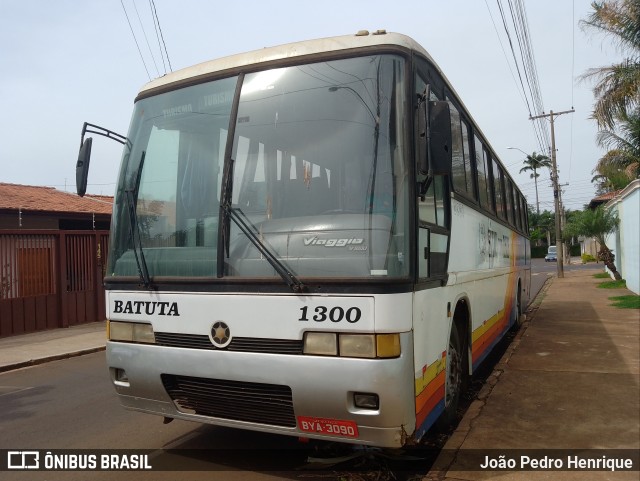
[109,321,156,344]
[339,334,376,358]
[303,332,400,358]
[303,332,337,355]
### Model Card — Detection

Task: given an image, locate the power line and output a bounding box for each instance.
[483,0,530,112]
[149,0,167,74]
[492,0,550,155]
[120,0,151,81]
[150,0,172,72]
[510,1,550,153]
[568,0,576,184]
[507,0,551,153]
[132,0,160,77]
[496,0,533,115]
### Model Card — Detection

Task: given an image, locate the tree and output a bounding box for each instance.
[591,108,640,192]
[529,209,555,246]
[580,0,640,130]
[519,152,551,215]
[564,206,622,279]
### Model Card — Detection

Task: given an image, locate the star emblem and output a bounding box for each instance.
[211,321,231,347]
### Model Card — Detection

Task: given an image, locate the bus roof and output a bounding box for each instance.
[138,31,433,97]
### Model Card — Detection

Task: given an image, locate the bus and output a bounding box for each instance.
[76,31,530,448]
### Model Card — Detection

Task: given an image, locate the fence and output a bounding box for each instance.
[0,230,109,338]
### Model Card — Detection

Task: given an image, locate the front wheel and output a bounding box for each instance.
[437,322,467,430]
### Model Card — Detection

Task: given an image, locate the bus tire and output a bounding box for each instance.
[437,321,467,431]
[510,281,524,331]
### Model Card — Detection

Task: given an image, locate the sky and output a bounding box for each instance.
[0,0,624,211]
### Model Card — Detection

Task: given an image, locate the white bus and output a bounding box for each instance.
[76,31,530,448]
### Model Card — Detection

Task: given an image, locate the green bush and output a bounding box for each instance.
[582,253,597,263]
[531,246,548,258]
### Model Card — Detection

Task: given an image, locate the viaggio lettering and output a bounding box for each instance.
[303,237,364,247]
[113,300,180,316]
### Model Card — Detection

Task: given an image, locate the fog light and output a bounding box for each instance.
[114,368,129,383]
[112,367,130,387]
[354,392,379,409]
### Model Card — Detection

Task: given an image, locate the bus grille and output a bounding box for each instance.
[154,332,303,355]
[161,374,296,427]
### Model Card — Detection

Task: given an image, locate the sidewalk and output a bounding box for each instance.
[0,320,106,373]
[430,269,640,479]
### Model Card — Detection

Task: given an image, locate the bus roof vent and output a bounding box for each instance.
[355,30,370,36]
[372,29,387,35]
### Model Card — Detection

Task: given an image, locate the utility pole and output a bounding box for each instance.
[559,183,570,265]
[530,109,574,278]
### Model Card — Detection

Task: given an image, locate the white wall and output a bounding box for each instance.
[606,180,640,295]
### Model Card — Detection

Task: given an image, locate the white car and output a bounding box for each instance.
[545,247,557,262]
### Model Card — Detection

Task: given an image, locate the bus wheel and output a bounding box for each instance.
[511,282,523,331]
[438,322,466,430]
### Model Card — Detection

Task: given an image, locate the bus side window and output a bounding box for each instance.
[474,135,490,210]
[460,121,474,197]
[418,176,449,280]
[484,150,495,214]
[448,100,467,195]
[494,162,505,220]
[505,179,514,225]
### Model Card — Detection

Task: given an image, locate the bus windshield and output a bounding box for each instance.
[107,54,409,281]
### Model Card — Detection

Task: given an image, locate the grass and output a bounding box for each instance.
[597,279,627,289]
[609,295,640,309]
[592,276,638,309]
[593,272,611,279]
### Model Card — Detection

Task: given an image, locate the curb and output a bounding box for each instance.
[0,346,106,374]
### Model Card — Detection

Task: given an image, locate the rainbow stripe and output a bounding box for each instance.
[414,351,446,437]
[471,272,516,369]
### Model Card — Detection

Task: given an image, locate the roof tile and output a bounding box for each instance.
[0,183,112,215]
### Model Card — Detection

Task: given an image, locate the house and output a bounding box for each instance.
[0,183,113,337]
[605,180,640,294]
[587,190,620,210]
[0,183,112,230]
[580,190,622,259]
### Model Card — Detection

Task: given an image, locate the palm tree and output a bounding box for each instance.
[564,206,622,279]
[580,0,640,130]
[592,108,640,192]
[519,152,551,215]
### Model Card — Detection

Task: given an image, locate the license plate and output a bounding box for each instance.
[297,416,359,438]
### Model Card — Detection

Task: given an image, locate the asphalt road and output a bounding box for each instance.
[0,260,607,480]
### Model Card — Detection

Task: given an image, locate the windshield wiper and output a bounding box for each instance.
[224,205,307,293]
[124,151,152,289]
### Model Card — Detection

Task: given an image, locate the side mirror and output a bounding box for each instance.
[416,95,428,176]
[417,99,452,177]
[427,101,452,176]
[76,137,92,197]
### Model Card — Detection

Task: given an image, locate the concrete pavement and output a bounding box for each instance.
[0,268,638,478]
[0,320,106,373]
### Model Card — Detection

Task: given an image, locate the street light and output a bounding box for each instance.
[507,146,527,156]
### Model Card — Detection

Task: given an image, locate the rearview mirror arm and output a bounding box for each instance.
[80,122,129,149]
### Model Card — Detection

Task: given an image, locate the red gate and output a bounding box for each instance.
[0,230,109,337]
